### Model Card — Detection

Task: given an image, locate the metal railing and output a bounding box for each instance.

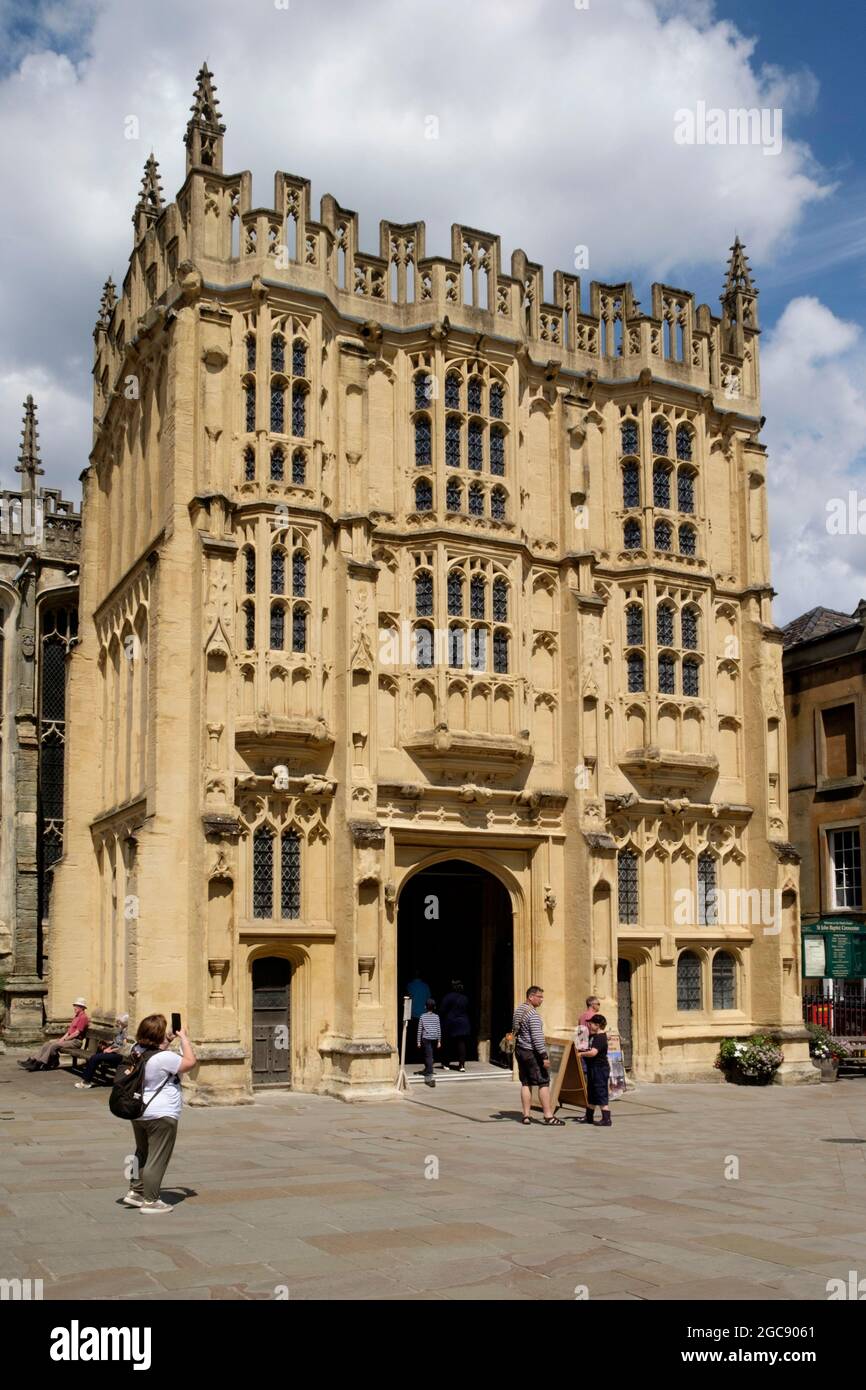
[803,992,866,1037]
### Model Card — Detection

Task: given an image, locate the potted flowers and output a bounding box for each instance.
[808,1025,853,1081]
[715,1034,783,1085]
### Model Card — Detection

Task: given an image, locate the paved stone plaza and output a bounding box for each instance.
[1,1058,864,1301]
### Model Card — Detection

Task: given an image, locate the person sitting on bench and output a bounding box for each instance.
[18,998,90,1071]
[74,1014,130,1090]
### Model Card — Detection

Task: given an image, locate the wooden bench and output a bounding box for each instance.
[63,1025,122,1073]
[838,1037,866,1078]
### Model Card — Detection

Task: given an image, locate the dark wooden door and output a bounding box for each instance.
[252,957,291,1086]
[617,959,633,1071]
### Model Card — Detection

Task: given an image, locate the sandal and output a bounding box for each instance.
[521,1116,532,1124]
[543,1116,565,1126]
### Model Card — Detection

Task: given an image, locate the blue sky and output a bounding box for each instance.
[0,0,864,621]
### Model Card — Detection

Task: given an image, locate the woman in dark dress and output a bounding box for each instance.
[581,1014,612,1126]
[438,980,471,1071]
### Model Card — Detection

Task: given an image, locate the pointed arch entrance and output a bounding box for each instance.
[397,858,514,1067]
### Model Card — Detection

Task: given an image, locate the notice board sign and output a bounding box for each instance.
[802,917,866,979]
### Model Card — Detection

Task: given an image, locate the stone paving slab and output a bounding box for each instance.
[1,1058,865,1301]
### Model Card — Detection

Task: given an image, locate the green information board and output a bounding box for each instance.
[802,918,866,979]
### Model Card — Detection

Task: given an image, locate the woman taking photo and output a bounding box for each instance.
[123,1014,196,1214]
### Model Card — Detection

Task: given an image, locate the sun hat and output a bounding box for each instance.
[73,997,87,1007]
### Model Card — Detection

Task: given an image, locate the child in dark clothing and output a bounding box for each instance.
[580,1014,612,1127]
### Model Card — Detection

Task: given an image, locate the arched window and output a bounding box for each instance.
[292,606,307,653]
[491,487,506,521]
[245,334,257,373]
[415,625,434,668]
[681,607,699,650]
[679,524,696,557]
[468,481,484,516]
[281,830,301,919]
[492,577,508,622]
[697,852,717,925]
[493,629,509,674]
[469,626,487,671]
[244,547,256,595]
[618,849,639,924]
[467,377,483,413]
[490,382,504,419]
[270,446,285,481]
[656,604,674,646]
[271,548,285,594]
[651,418,669,455]
[252,827,274,917]
[468,421,484,471]
[713,952,736,1009]
[271,334,285,373]
[654,519,672,551]
[683,658,700,697]
[245,382,256,432]
[445,372,461,409]
[622,461,640,508]
[677,469,695,513]
[627,651,645,692]
[292,550,307,597]
[621,420,639,455]
[447,570,464,616]
[659,653,676,694]
[624,519,641,550]
[446,476,462,511]
[414,478,433,512]
[292,339,307,378]
[445,415,461,469]
[244,602,255,650]
[677,951,702,1010]
[625,603,643,645]
[470,575,486,619]
[653,463,671,508]
[244,445,256,482]
[270,383,285,434]
[291,384,306,437]
[415,570,433,617]
[490,426,505,475]
[676,424,693,461]
[292,449,306,486]
[270,603,285,650]
[448,624,464,668]
[414,372,432,410]
[415,415,432,468]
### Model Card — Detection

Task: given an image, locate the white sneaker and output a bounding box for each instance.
[74,1082,94,1090]
[139,1199,172,1214]
[122,1191,145,1207]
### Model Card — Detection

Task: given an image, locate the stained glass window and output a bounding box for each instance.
[446,415,461,469]
[659,653,675,694]
[270,549,285,595]
[678,470,695,513]
[445,373,460,409]
[677,952,702,1010]
[467,377,483,413]
[446,477,462,511]
[490,382,504,419]
[651,418,669,455]
[653,464,671,509]
[626,604,643,646]
[414,478,432,512]
[491,487,506,521]
[492,577,508,622]
[624,519,641,550]
[468,482,484,516]
[468,421,483,471]
[270,603,285,650]
[252,827,274,917]
[679,524,696,557]
[292,339,307,377]
[292,449,306,485]
[280,830,301,919]
[698,852,717,925]
[291,384,306,437]
[447,570,464,616]
[415,415,432,467]
[676,424,693,461]
[713,953,736,1009]
[622,462,640,508]
[470,575,486,618]
[271,334,285,373]
[292,607,307,653]
[657,604,674,646]
[493,630,509,674]
[621,420,639,455]
[270,384,285,434]
[415,570,433,616]
[627,652,644,692]
[270,446,284,481]
[618,849,639,924]
[245,548,256,595]
[490,426,505,475]
[683,658,700,697]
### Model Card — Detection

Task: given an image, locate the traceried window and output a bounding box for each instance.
[622,462,640,508]
[291,384,306,438]
[621,420,639,455]
[469,626,487,671]
[292,339,307,378]
[246,335,257,373]
[271,334,285,373]
[415,625,434,669]
[626,603,643,646]
[415,372,432,410]
[468,421,484,471]
[651,418,669,455]
[658,653,675,694]
[624,519,641,550]
[677,469,695,513]
[654,520,672,551]
[657,604,674,646]
[445,372,461,409]
[415,416,432,468]
[446,477,462,511]
[679,524,696,557]
[446,415,461,469]
[270,603,285,650]
[697,852,717,925]
[280,830,301,919]
[415,569,433,617]
[829,827,862,908]
[270,549,285,595]
[414,478,433,512]
[270,383,285,434]
[492,577,508,622]
[244,547,256,594]
[491,487,506,521]
[448,624,464,668]
[244,602,255,649]
[627,651,645,692]
[470,575,486,619]
[712,952,736,1009]
[245,382,256,432]
[681,607,699,650]
[653,464,671,509]
[270,446,285,482]
[447,570,464,616]
[292,550,307,597]
[467,377,483,413]
[683,658,700,697]
[677,951,702,1010]
[292,606,307,653]
[468,481,484,516]
[244,445,256,482]
[490,426,505,475]
[292,449,306,486]
[489,382,504,419]
[253,827,274,917]
[493,629,509,674]
[617,849,639,924]
[38,605,78,917]
[676,424,693,461]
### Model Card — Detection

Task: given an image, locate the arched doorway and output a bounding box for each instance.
[397,859,513,1067]
[251,956,292,1087]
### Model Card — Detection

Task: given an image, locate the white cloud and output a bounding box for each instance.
[0,0,834,502]
[762,297,866,623]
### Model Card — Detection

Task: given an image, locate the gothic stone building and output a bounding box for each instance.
[47,66,813,1099]
[1,398,80,1043]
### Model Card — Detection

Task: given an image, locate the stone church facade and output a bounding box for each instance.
[47,66,813,1099]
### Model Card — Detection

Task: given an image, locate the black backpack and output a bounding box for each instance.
[108,1049,171,1120]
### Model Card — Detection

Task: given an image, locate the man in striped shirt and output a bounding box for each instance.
[513,986,564,1125]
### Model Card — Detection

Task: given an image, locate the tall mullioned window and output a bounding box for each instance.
[697,852,717,925]
[617,849,639,924]
[39,604,78,918]
[677,952,702,1011]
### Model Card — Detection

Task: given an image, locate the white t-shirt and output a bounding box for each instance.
[141,1050,183,1121]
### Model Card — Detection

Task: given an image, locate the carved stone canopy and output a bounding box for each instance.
[349,820,386,849]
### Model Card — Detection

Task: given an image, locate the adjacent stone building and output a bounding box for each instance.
[46,66,813,1099]
[1,397,80,1043]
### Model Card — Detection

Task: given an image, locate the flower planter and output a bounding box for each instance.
[819,1059,839,1083]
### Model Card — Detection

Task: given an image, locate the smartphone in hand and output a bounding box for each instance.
[171,1013,182,1035]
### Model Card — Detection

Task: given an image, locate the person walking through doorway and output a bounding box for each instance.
[513,986,564,1125]
[579,1014,612,1127]
[417,999,441,1088]
[122,1014,197,1213]
[439,979,471,1071]
[406,968,432,1063]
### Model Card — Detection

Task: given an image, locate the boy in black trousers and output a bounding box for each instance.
[580,1014,612,1127]
[417,998,441,1088]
